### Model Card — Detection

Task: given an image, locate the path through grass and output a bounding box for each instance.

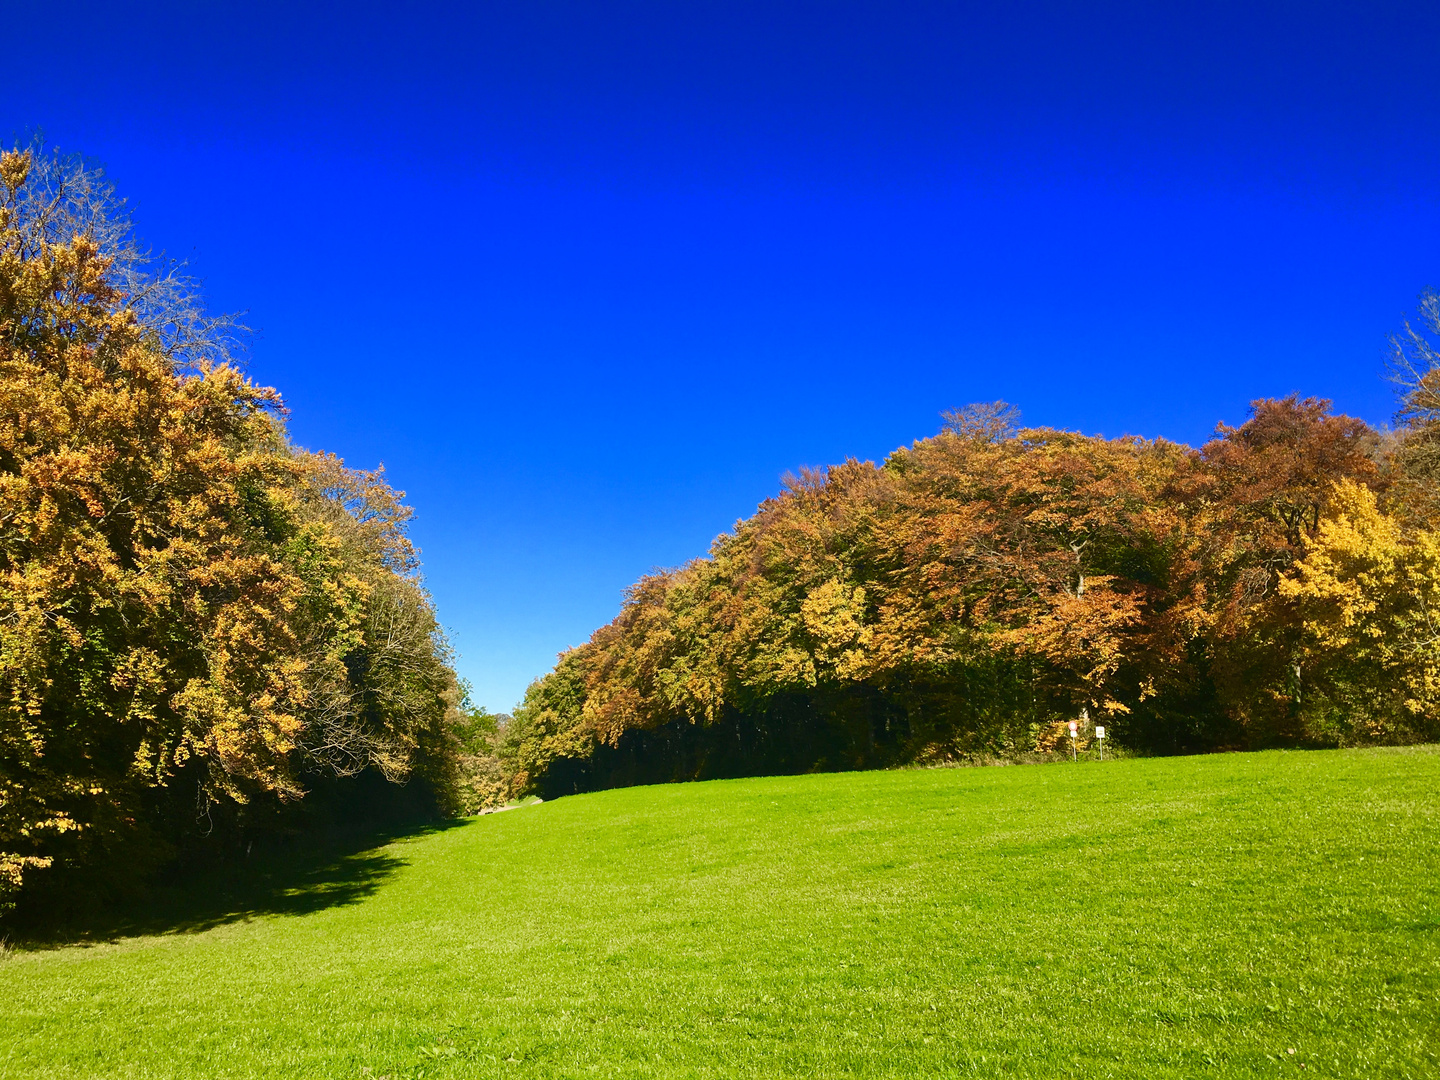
[3,747,1438,1078]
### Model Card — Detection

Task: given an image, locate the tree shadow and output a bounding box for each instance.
[4,818,469,949]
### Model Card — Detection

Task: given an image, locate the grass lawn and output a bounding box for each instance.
[2,747,1438,1079]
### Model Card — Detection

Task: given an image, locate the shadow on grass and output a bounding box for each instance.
[4,818,469,949]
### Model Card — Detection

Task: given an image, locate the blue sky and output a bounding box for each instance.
[6,1,1439,710]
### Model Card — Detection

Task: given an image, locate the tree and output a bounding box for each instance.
[1192,397,1381,742]
[0,142,461,908]
[940,400,1022,442]
[1278,479,1440,743]
[1387,288,1440,527]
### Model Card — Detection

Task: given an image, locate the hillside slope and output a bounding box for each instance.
[3,748,1438,1079]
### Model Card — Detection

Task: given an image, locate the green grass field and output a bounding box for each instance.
[3,747,1438,1079]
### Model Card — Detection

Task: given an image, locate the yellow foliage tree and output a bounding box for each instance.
[0,145,460,907]
[1278,479,1440,740]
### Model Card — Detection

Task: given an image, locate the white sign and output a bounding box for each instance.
[1095,726,1106,739]
[1068,721,1078,735]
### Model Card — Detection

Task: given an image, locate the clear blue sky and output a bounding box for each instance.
[6,2,1439,710]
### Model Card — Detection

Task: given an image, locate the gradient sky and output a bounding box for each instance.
[5,1,1439,710]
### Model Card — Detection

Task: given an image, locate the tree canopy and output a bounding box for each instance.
[500,351,1440,798]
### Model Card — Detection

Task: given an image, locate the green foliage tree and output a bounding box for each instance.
[449,693,514,814]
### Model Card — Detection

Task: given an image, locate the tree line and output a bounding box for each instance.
[488,304,1440,799]
[0,144,467,913]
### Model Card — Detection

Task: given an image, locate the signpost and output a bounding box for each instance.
[1095,725,1106,761]
[1068,719,1078,761]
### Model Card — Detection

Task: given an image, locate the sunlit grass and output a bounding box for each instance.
[3,747,1438,1078]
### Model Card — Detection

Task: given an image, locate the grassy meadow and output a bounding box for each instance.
[3,747,1438,1079]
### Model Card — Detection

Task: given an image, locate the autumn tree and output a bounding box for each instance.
[1277,479,1440,743]
[0,143,461,908]
[1387,288,1440,527]
[1190,397,1381,742]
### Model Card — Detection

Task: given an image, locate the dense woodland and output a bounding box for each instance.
[496,309,1440,799]
[4,136,1440,913]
